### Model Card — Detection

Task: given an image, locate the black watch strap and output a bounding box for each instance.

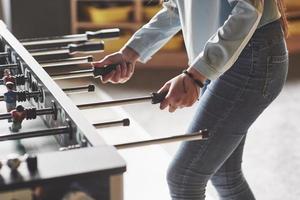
[182,69,204,88]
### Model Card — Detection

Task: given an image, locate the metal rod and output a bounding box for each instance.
[0,74,28,86]
[62,84,95,93]
[39,56,93,68]
[0,108,54,120]
[0,113,11,120]
[50,63,129,80]
[22,34,87,46]
[26,91,41,98]
[35,108,54,116]
[77,92,167,109]
[21,28,120,46]
[51,69,93,80]
[0,126,70,141]
[0,90,42,102]
[20,34,87,46]
[0,63,18,69]
[0,56,92,70]
[0,52,9,58]
[77,96,152,109]
[114,130,209,150]
[29,42,104,57]
[93,118,130,129]
[30,47,69,56]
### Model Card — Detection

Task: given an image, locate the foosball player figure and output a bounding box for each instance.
[2,69,15,86]
[10,105,26,132]
[4,81,17,122]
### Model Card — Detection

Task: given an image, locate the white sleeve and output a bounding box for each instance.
[191,0,264,80]
[124,0,181,63]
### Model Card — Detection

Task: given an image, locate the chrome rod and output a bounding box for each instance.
[0,126,70,141]
[0,63,18,69]
[93,118,130,129]
[77,92,167,109]
[50,64,122,80]
[51,69,93,80]
[0,108,55,120]
[0,52,9,58]
[22,35,87,46]
[114,130,209,150]
[62,84,95,93]
[77,96,152,109]
[40,56,93,68]
[21,28,120,46]
[30,48,69,56]
[30,42,104,57]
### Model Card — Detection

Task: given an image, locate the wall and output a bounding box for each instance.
[1,0,71,39]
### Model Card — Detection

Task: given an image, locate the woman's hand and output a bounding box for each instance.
[159,68,207,112]
[158,74,199,113]
[92,47,139,84]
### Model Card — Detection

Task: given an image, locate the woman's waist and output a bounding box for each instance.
[250,19,285,47]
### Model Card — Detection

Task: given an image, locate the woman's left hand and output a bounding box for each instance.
[158,73,200,113]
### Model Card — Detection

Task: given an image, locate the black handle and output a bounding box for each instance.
[122,118,130,126]
[26,154,38,173]
[87,56,94,62]
[86,28,120,40]
[68,42,104,53]
[93,64,118,78]
[151,91,168,104]
[87,84,95,92]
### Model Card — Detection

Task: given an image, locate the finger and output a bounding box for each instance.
[119,63,134,84]
[111,65,122,83]
[158,83,171,109]
[168,105,177,113]
[178,101,188,108]
[126,63,133,78]
[91,58,112,68]
[186,88,200,107]
[120,61,127,78]
[101,71,116,83]
[166,88,182,107]
[129,63,135,74]
[158,82,171,94]
[178,95,194,108]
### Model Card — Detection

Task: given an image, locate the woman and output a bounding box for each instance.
[93,0,289,199]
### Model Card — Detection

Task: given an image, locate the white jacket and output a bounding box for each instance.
[125,0,281,80]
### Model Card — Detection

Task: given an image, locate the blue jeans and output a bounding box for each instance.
[167,20,288,200]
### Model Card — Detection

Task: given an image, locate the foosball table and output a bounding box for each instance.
[0,20,208,200]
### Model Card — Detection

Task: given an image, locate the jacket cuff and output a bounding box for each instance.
[124,37,153,63]
[190,57,222,80]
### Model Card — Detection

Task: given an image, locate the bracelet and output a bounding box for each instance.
[182,69,204,88]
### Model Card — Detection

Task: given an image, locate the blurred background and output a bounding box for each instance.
[0,0,300,199]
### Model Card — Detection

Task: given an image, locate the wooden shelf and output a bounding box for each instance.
[287,11,300,20]
[287,35,300,54]
[286,8,300,53]
[75,22,142,30]
[70,0,186,69]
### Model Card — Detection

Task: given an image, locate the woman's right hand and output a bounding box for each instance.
[92,47,139,84]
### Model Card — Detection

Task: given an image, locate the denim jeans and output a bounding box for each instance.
[167,20,288,200]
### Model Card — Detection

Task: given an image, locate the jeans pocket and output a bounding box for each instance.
[262,54,288,100]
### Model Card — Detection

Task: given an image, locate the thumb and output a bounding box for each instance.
[91,58,112,68]
[158,81,171,94]
[158,82,171,110]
